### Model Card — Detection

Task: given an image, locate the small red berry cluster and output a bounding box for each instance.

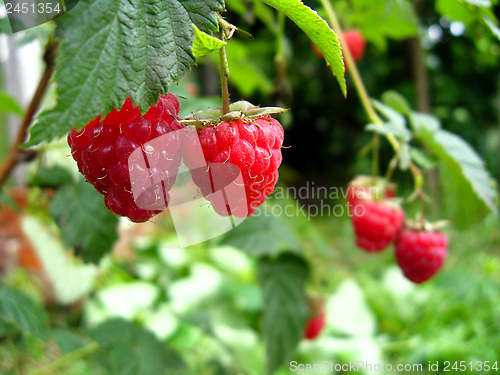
[68,95,284,222]
[347,176,448,284]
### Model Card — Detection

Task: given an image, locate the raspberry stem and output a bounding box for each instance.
[218,20,231,115]
[320,0,383,127]
[219,47,230,115]
[321,0,384,176]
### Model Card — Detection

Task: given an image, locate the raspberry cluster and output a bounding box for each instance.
[347,176,448,283]
[69,97,285,221]
[68,94,182,223]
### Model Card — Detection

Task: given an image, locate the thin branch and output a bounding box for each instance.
[320,0,426,197]
[0,41,57,188]
[219,44,230,115]
[319,0,402,154]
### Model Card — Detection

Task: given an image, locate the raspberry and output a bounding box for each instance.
[395,228,448,283]
[347,177,404,252]
[187,116,284,217]
[346,175,395,208]
[68,93,183,223]
[304,311,326,340]
[351,199,404,251]
[343,30,366,62]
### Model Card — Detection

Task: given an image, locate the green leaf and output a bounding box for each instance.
[484,15,500,41]
[372,99,407,130]
[89,319,186,375]
[410,147,438,170]
[463,0,491,6]
[365,122,411,141]
[381,90,411,115]
[31,165,74,188]
[0,282,49,339]
[219,210,301,255]
[258,253,309,374]
[50,179,119,263]
[192,24,226,58]
[410,112,440,133]
[0,190,19,211]
[410,112,498,228]
[259,0,346,96]
[53,329,90,353]
[0,90,24,116]
[398,143,411,170]
[0,17,12,34]
[28,0,224,146]
[436,0,475,27]
[22,216,97,305]
[347,0,417,50]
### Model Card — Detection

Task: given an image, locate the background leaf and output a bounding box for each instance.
[410,112,498,228]
[0,282,49,340]
[50,179,119,263]
[258,253,309,374]
[0,17,12,34]
[0,90,24,116]
[346,0,418,50]
[365,122,411,141]
[30,165,74,188]
[258,0,346,96]
[89,319,186,375]
[220,211,301,255]
[28,0,224,146]
[372,99,407,131]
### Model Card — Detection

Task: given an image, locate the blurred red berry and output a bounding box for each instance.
[395,228,448,283]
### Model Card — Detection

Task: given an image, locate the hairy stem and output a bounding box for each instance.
[218,33,230,115]
[320,0,380,124]
[0,41,57,188]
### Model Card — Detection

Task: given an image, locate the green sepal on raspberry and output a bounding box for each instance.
[67,94,182,223]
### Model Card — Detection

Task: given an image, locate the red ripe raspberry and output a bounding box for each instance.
[304,311,326,340]
[189,117,284,217]
[347,177,404,252]
[395,228,448,283]
[67,94,182,223]
[351,200,404,252]
[343,30,366,62]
